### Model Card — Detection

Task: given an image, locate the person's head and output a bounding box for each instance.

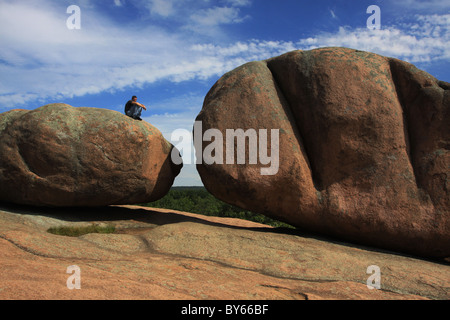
[132,96,137,102]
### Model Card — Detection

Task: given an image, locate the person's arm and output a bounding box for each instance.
[132,101,147,110]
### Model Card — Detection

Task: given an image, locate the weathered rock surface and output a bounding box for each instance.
[0,104,182,207]
[0,203,448,300]
[195,47,449,258]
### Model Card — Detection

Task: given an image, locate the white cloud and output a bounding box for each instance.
[141,0,251,22]
[391,0,450,12]
[190,6,247,26]
[144,0,174,17]
[296,14,450,63]
[226,0,252,7]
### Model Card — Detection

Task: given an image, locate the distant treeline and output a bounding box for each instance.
[142,187,294,228]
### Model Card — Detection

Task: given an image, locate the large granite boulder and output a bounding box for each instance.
[195,47,449,258]
[0,103,182,207]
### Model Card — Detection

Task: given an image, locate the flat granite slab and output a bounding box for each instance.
[0,203,448,300]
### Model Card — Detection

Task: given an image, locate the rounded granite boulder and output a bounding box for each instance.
[195,47,449,258]
[0,103,182,207]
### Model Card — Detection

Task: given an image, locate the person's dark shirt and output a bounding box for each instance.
[124,100,134,114]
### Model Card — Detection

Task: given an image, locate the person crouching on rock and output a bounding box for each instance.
[125,96,147,121]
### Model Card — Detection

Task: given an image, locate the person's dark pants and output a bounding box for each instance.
[126,105,143,119]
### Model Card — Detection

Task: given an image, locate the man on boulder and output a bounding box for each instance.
[125,96,147,120]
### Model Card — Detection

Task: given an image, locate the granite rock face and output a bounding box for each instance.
[0,104,182,207]
[0,204,448,300]
[195,47,449,258]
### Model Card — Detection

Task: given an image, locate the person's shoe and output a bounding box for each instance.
[133,116,142,121]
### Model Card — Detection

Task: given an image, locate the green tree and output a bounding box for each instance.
[141,187,294,229]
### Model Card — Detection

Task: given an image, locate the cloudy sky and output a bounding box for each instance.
[1,0,449,186]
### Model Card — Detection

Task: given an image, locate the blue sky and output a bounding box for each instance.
[1,0,449,186]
